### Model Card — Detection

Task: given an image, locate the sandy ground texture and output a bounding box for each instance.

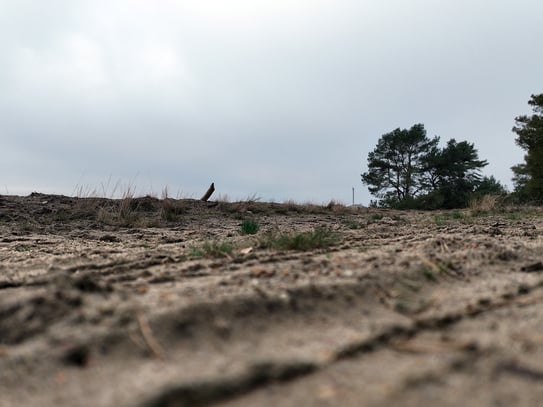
[2,193,543,406]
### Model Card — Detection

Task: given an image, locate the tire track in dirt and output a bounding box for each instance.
[136,270,543,407]
[136,225,543,406]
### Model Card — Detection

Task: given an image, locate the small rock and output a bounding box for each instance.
[62,344,90,367]
[521,262,543,273]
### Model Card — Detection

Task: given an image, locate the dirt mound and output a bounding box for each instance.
[1,194,543,406]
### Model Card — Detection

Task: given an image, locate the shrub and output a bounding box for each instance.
[241,219,260,235]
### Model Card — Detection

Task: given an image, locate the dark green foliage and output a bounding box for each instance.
[430,139,488,209]
[472,176,508,197]
[361,124,439,206]
[240,219,260,235]
[370,213,384,221]
[512,94,543,202]
[511,163,532,203]
[435,139,487,184]
[362,124,489,209]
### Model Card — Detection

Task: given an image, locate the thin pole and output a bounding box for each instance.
[352,187,355,206]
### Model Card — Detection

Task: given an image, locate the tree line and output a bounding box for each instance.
[361,93,543,209]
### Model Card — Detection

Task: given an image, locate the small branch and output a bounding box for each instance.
[201,182,215,202]
[137,312,165,360]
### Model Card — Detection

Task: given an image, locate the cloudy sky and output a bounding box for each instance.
[1,1,542,204]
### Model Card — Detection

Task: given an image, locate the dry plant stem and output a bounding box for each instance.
[137,312,165,360]
[417,254,440,272]
[391,338,475,354]
[201,182,215,202]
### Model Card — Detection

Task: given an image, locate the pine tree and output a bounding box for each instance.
[363,125,489,208]
[512,94,543,201]
[361,124,438,207]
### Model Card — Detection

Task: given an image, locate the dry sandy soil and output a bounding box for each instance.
[2,193,543,407]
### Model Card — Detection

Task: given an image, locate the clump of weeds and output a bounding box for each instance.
[261,227,339,251]
[343,220,364,230]
[240,219,260,235]
[161,198,185,221]
[368,213,385,223]
[189,241,234,258]
[434,211,469,225]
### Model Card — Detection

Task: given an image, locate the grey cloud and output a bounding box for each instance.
[1,1,542,203]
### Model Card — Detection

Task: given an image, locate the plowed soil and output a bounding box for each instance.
[2,193,543,407]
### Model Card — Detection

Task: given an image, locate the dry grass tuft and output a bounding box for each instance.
[189,241,234,258]
[469,194,502,212]
[119,187,136,221]
[161,198,186,221]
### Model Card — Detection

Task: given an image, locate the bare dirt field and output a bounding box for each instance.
[2,193,543,407]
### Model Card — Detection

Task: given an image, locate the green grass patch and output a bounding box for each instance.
[342,220,364,230]
[240,219,260,235]
[262,227,339,251]
[370,213,384,221]
[420,267,438,282]
[14,245,32,252]
[189,241,234,258]
[504,211,523,221]
[434,210,469,225]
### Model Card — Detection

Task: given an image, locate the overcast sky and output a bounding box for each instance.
[1,1,542,204]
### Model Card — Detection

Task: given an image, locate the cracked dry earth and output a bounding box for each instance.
[2,194,543,406]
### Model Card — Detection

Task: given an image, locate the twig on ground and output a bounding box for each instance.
[137,312,165,360]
